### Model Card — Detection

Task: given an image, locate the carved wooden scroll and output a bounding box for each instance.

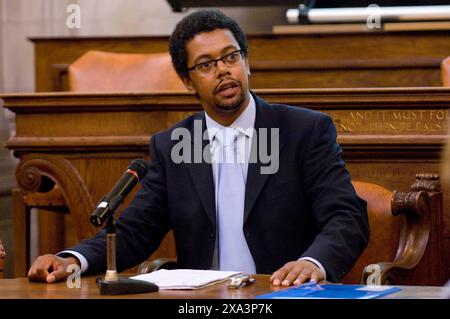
[15,156,96,239]
[361,174,442,285]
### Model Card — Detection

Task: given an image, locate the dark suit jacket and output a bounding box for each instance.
[71,93,369,282]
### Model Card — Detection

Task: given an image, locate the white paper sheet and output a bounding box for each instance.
[130,269,241,290]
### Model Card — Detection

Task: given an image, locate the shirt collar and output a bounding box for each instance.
[204,93,256,143]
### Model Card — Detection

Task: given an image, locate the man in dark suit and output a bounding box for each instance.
[28,10,369,286]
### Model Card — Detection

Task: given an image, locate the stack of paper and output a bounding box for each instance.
[130,269,241,290]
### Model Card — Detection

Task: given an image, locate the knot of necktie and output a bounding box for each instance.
[215,127,239,147]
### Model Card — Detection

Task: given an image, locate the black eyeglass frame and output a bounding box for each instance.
[187,49,246,73]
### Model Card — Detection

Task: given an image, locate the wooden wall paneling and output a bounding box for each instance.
[30,30,450,92]
[12,189,28,278]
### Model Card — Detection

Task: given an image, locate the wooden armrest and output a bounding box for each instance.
[361,174,441,285]
[137,258,178,274]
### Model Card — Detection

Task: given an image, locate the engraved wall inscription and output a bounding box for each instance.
[325,110,450,134]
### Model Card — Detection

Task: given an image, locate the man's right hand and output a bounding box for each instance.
[28,254,80,283]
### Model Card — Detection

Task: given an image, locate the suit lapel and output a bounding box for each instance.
[244,94,284,223]
[185,113,216,227]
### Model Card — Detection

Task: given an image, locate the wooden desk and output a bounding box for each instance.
[30,28,450,92]
[1,87,448,284]
[0,276,445,299]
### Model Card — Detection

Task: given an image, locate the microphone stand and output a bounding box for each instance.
[96,197,158,295]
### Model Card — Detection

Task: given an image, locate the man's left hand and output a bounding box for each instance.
[270,260,325,286]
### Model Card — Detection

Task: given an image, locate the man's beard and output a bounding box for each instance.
[213,82,245,113]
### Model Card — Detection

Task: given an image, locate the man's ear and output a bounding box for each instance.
[181,76,195,92]
[245,56,251,76]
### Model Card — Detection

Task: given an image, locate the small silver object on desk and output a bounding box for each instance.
[227,275,256,289]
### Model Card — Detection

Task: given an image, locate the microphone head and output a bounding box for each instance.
[128,159,148,180]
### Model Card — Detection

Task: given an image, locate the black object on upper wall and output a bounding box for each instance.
[167,0,450,12]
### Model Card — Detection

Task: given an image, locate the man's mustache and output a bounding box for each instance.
[215,79,241,94]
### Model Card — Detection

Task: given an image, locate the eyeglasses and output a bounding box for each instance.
[188,50,245,74]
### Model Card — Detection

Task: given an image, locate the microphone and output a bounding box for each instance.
[90,159,148,227]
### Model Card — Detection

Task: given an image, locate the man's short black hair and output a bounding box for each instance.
[169,9,248,79]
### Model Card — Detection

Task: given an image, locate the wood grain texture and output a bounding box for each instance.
[0,275,446,299]
[30,30,450,92]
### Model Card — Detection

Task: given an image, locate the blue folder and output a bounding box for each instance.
[256,282,401,299]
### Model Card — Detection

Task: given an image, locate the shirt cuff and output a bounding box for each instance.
[57,250,89,274]
[298,257,327,281]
